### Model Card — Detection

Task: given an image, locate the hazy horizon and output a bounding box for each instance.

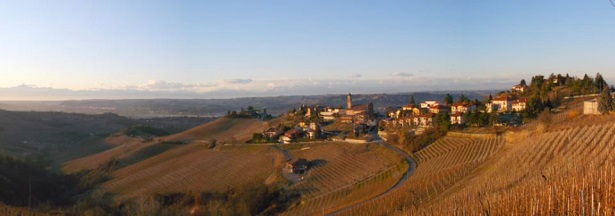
[1,1,614,100]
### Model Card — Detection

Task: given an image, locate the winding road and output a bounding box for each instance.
[270,125,417,215]
[327,139,416,216]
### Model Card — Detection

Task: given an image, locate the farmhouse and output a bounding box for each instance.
[414,113,435,128]
[584,99,599,115]
[428,105,449,114]
[280,129,304,143]
[320,107,343,121]
[420,101,439,108]
[287,158,309,174]
[490,95,513,112]
[402,104,416,111]
[263,127,280,139]
[512,84,528,92]
[450,113,464,125]
[451,102,474,114]
[512,98,528,112]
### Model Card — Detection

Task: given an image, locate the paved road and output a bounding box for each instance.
[272,145,293,161]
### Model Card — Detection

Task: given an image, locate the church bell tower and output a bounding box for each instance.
[347,93,352,109]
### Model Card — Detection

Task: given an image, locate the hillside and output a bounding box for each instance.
[281,143,406,215]
[64,117,269,173]
[343,113,615,215]
[0,110,135,168]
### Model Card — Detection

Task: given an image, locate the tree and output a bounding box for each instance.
[435,112,451,132]
[487,94,493,103]
[409,95,416,106]
[598,84,613,115]
[595,73,606,92]
[520,79,526,86]
[459,94,469,103]
[444,93,453,105]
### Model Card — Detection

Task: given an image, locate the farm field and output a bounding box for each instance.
[344,118,615,215]
[281,142,407,215]
[102,144,283,202]
[63,117,272,173]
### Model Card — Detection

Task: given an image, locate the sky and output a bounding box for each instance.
[1,1,614,99]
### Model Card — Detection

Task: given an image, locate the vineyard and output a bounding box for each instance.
[64,117,270,173]
[342,117,615,215]
[280,143,406,215]
[103,144,282,201]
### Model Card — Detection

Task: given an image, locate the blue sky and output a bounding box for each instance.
[1,1,614,99]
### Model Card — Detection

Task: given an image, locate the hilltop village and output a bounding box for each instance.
[225,73,611,146]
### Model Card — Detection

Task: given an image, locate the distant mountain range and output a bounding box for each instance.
[0,90,498,118]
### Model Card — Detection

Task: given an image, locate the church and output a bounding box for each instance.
[340,93,374,124]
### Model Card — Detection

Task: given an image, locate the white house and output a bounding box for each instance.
[450,113,464,125]
[420,101,439,108]
[451,102,474,114]
[512,98,528,112]
[584,99,599,115]
[492,95,512,112]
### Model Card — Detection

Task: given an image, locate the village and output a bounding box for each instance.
[225,73,610,175]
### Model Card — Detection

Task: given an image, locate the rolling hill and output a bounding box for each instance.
[343,113,615,215]
[64,117,269,173]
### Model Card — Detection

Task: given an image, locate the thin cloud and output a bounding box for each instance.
[224,79,253,84]
[139,80,194,90]
[394,72,414,77]
[349,74,362,78]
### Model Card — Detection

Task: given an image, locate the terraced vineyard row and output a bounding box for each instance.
[346,120,615,215]
[341,137,505,215]
[289,143,402,199]
[283,158,408,216]
[104,144,281,201]
[415,121,615,215]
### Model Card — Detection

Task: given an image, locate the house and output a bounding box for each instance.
[340,115,354,124]
[512,84,528,92]
[412,107,429,116]
[491,95,513,112]
[450,113,464,125]
[484,103,496,113]
[307,122,321,139]
[287,158,309,174]
[584,99,599,115]
[429,105,450,114]
[280,129,304,143]
[320,107,343,121]
[512,98,528,112]
[263,128,280,139]
[402,104,416,111]
[451,102,474,114]
[414,114,435,128]
[420,101,439,108]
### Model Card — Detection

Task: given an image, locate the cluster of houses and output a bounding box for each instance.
[259,121,322,144]
[382,100,477,129]
[258,93,378,144]
[307,93,376,125]
[382,84,531,129]
[485,95,528,113]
